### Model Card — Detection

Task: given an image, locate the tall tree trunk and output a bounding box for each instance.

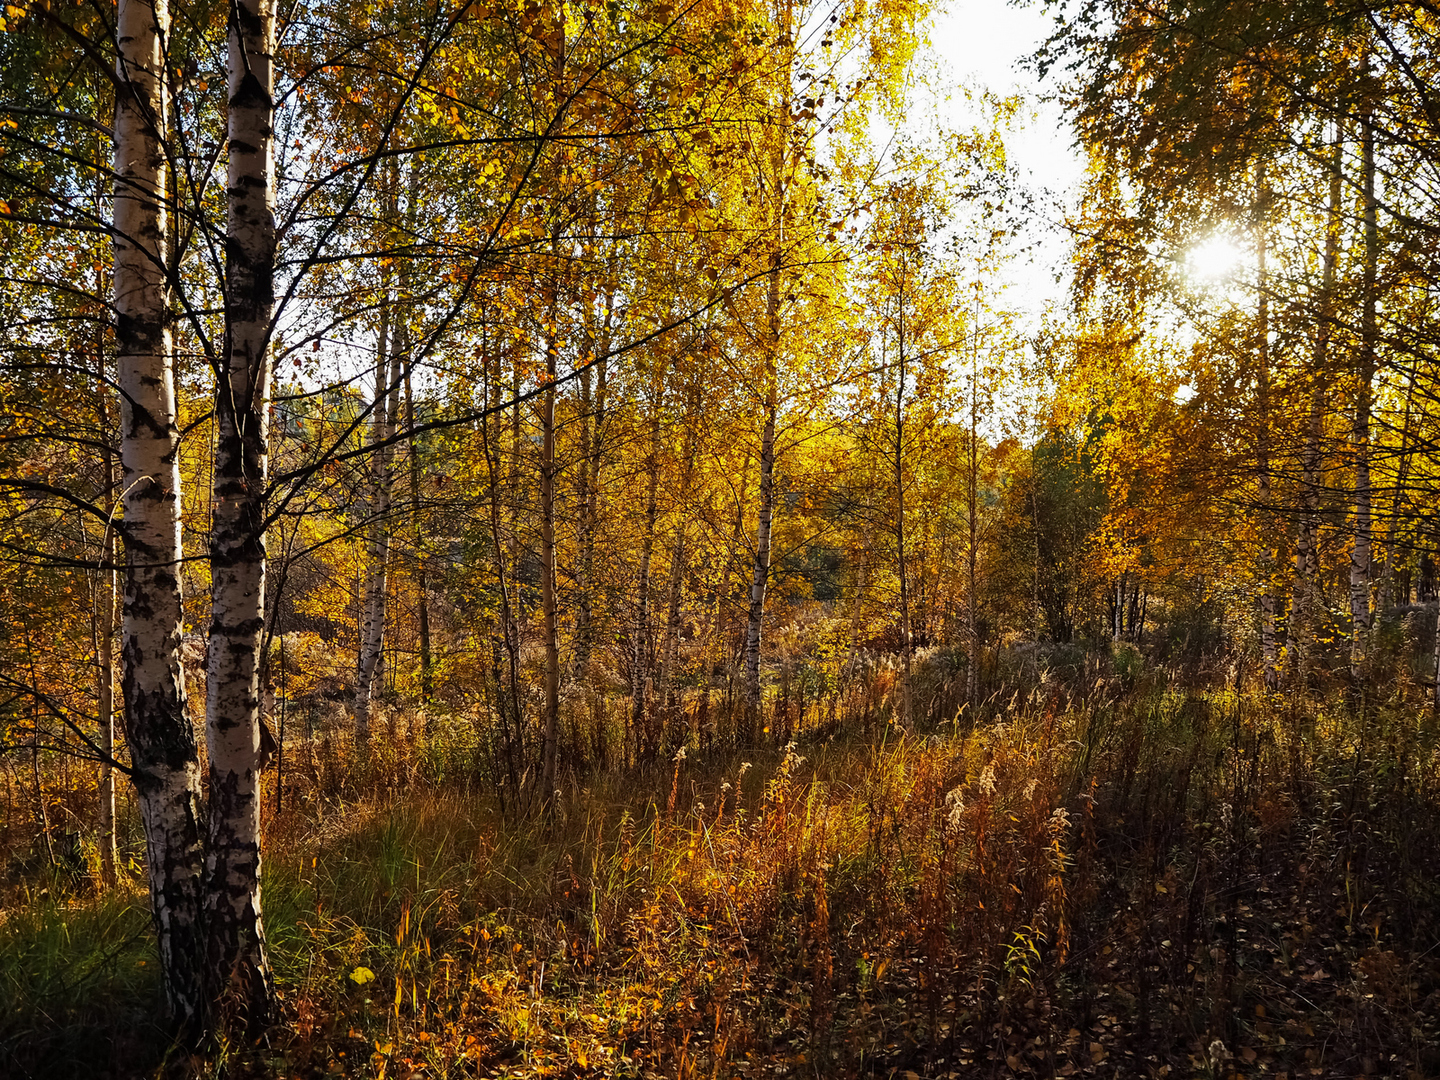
[405,367,432,705]
[632,399,663,759]
[893,306,913,729]
[1255,172,1280,690]
[1289,124,1343,685]
[203,0,276,1029]
[481,340,521,796]
[966,336,980,709]
[95,373,119,887]
[1350,102,1378,682]
[538,283,562,797]
[355,284,402,745]
[743,390,777,736]
[573,287,613,682]
[713,453,749,740]
[657,380,701,740]
[743,30,791,741]
[114,0,205,1027]
[1379,359,1418,614]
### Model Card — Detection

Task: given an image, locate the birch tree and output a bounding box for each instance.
[202,0,277,1029]
[113,0,207,1027]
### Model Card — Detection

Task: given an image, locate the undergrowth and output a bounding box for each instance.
[3,677,1440,1079]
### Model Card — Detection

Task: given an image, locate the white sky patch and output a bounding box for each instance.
[903,0,1085,320]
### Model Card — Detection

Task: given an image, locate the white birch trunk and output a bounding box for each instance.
[743,393,777,733]
[1256,184,1280,691]
[538,282,562,795]
[203,0,276,1029]
[632,404,662,758]
[657,382,700,738]
[1289,125,1343,685]
[1351,109,1378,682]
[114,0,206,1026]
[95,382,119,887]
[966,344,980,708]
[893,322,913,729]
[481,344,522,793]
[572,279,614,683]
[355,307,401,745]
[404,369,433,705]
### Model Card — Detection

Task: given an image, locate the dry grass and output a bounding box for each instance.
[3,674,1440,1078]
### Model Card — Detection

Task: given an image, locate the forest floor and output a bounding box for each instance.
[2,673,1440,1079]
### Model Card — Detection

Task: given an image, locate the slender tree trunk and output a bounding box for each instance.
[97,545,118,886]
[1351,104,1378,681]
[1379,359,1418,614]
[744,392,777,735]
[572,336,610,681]
[538,287,562,797]
[1255,174,1280,690]
[405,368,432,705]
[355,289,400,745]
[535,27,568,800]
[893,330,913,728]
[95,380,119,887]
[714,453,749,740]
[657,381,701,740]
[1289,125,1343,685]
[743,38,791,741]
[481,343,521,796]
[1031,449,1041,643]
[1433,587,1440,714]
[632,400,663,759]
[203,0,277,1028]
[966,340,980,708]
[114,0,205,1027]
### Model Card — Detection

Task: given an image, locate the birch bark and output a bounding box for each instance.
[1289,125,1342,685]
[94,378,118,887]
[404,368,433,705]
[743,385,777,733]
[356,304,402,745]
[572,286,613,682]
[1350,104,1378,682]
[893,295,913,729]
[114,0,206,1026]
[538,279,562,796]
[657,380,702,738]
[632,401,663,759]
[742,17,792,738]
[481,342,522,795]
[1255,176,1280,690]
[203,0,277,1029]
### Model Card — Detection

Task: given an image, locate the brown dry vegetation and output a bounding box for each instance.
[2,667,1440,1079]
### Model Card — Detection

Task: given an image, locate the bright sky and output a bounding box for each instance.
[928,0,1082,183]
[920,0,1086,313]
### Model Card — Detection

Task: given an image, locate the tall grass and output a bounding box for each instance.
[3,672,1440,1077]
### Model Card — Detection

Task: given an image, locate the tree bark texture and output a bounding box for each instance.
[114,0,206,1027]
[1255,178,1280,691]
[1350,107,1377,681]
[632,402,663,759]
[356,301,402,744]
[538,289,562,796]
[1289,126,1342,685]
[203,0,277,1030]
[405,369,432,704]
[744,393,777,730]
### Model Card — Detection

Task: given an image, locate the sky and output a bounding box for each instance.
[927,0,1084,189]
[917,0,1088,313]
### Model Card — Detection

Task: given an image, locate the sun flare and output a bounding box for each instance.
[1186,235,1244,281]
